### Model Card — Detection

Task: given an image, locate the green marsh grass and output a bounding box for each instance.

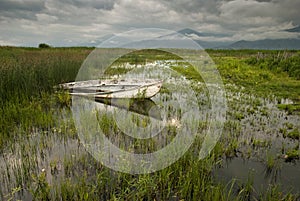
[0,47,299,200]
[207,49,300,102]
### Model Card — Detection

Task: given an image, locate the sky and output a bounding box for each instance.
[1,0,300,47]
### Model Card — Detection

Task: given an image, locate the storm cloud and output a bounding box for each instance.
[0,0,299,46]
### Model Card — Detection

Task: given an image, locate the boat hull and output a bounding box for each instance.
[59,79,162,99]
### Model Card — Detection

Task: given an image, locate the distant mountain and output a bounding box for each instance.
[79,29,231,49]
[285,26,300,33]
[226,38,300,50]
[78,28,300,50]
[177,28,232,48]
[179,27,300,49]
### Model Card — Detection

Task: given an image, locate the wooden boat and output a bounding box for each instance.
[59,79,163,99]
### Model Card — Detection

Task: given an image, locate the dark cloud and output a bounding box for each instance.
[0,0,45,11]
[38,0,119,26]
[0,0,300,46]
[2,11,35,21]
[159,0,220,14]
[60,0,116,10]
[255,0,273,2]
[0,0,45,20]
[276,0,300,25]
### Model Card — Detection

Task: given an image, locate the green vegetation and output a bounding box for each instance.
[278,103,300,115]
[206,50,300,102]
[285,149,300,162]
[0,47,299,200]
[0,46,91,149]
[287,129,300,140]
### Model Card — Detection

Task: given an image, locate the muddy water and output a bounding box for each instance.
[0,110,85,200]
[214,86,300,194]
[215,157,300,194]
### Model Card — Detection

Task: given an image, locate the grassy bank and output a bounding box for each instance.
[206,49,300,101]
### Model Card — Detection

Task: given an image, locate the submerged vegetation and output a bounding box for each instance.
[0,46,300,200]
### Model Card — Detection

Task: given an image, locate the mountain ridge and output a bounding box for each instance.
[226,38,300,50]
[79,27,300,50]
[285,26,300,33]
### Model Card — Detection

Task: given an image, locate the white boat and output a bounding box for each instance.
[59,79,163,99]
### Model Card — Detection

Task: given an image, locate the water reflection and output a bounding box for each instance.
[94,97,162,120]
